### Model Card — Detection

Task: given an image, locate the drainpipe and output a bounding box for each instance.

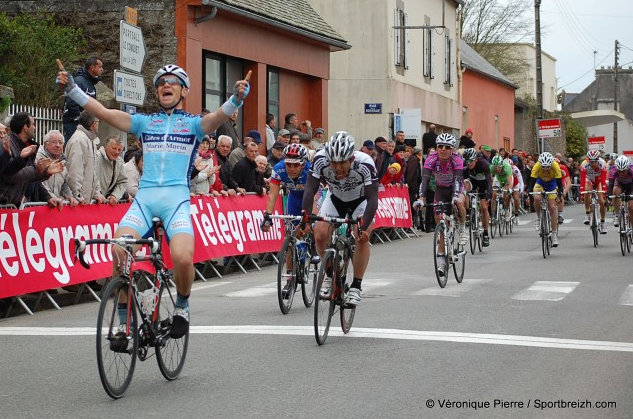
[195,5,218,26]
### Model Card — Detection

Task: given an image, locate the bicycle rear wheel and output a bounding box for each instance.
[314,252,334,345]
[490,203,498,239]
[497,206,504,238]
[96,276,138,399]
[156,278,189,380]
[433,224,449,288]
[339,249,355,334]
[277,237,296,314]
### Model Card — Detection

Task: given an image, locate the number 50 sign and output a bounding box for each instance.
[537,118,562,139]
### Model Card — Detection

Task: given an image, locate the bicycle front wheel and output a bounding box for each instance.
[468,209,477,255]
[96,276,138,399]
[314,252,334,345]
[340,249,355,334]
[490,203,498,239]
[620,210,627,256]
[497,206,504,238]
[453,241,466,283]
[156,279,189,380]
[433,224,449,288]
[541,212,549,259]
[591,206,599,248]
[277,237,297,314]
[301,247,318,307]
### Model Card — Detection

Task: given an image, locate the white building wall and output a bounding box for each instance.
[509,44,557,112]
[307,0,462,144]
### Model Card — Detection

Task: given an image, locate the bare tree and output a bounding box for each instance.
[460,0,534,79]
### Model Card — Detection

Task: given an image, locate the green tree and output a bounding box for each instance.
[0,12,84,107]
[561,113,588,160]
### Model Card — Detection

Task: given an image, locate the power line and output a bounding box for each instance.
[557,50,613,91]
[552,0,600,55]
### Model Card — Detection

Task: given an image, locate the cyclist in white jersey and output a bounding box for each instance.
[299,132,379,306]
[57,61,250,338]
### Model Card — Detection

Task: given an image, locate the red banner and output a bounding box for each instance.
[374,186,412,229]
[0,188,410,298]
[0,195,282,299]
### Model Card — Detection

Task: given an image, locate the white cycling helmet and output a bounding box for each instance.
[491,155,504,166]
[462,148,478,161]
[436,133,457,148]
[325,131,355,162]
[538,152,555,168]
[615,155,630,171]
[586,149,601,161]
[153,64,191,88]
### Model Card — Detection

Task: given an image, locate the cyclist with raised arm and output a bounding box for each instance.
[462,147,492,246]
[299,132,378,306]
[416,133,467,276]
[261,143,317,298]
[580,149,608,234]
[608,155,633,228]
[490,155,514,223]
[57,62,249,339]
[528,152,563,247]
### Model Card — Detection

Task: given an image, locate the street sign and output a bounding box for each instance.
[588,136,605,151]
[125,6,138,26]
[537,118,562,139]
[364,103,382,114]
[114,70,146,106]
[119,20,146,73]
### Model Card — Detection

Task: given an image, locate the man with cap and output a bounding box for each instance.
[374,136,390,180]
[459,128,476,149]
[311,127,325,150]
[361,140,378,162]
[268,141,286,168]
[228,129,261,171]
[480,145,492,162]
[277,128,291,146]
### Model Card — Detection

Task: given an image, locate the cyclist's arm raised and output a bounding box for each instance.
[57,60,132,133]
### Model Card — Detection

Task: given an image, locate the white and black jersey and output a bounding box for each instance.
[310,150,378,202]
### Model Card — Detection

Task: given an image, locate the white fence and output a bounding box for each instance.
[8,104,63,144]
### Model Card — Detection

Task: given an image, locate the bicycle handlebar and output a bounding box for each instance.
[528,191,557,196]
[580,190,605,195]
[73,237,159,270]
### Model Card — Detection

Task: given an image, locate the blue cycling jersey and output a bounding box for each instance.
[270,160,311,216]
[130,109,205,188]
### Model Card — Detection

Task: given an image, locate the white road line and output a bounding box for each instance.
[618,285,633,306]
[2,325,633,352]
[194,281,231,291]
[226,282,278,297]
[413,278,492,297]
[512,281,579,301]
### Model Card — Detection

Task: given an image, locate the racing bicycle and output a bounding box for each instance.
[74,217,188,399]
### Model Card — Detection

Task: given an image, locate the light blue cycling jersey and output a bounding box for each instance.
[121,109,206,239]
[130,109,205,188]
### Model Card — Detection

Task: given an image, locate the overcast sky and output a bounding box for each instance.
[539,0,633,93]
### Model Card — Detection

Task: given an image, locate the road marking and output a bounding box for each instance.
[194,281,231,291]
[2,325,633,352]
[618,285,633,306]
[512,281,579,301]
[413,278,492,297]
[226,282,277,297]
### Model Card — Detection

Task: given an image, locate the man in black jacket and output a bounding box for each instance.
[63,56,103,142]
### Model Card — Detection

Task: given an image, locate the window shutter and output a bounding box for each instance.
[404,13,409,70]
[394,9,401,66]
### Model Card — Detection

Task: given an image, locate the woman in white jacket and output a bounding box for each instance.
[190,136,219,195]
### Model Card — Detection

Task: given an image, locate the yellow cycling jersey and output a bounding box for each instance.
[530,161,562,182]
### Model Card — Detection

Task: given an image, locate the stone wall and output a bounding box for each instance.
[0,0,178,112]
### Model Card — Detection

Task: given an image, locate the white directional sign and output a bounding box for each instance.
[114,70,146,106]
[120,20,146,73]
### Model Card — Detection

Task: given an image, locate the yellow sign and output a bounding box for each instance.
[125,6,138,26]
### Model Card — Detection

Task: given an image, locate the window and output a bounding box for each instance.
[394,8,409,69]
[444,35,454,86]
[203,52,243,127]
[423,28,433,78]
[267,68,279,136]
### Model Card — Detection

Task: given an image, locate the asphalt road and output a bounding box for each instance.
[1,202,632,419]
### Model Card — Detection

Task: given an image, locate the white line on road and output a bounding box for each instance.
[618,285,633,306]
[512,281,579,301]
[2,325,633,352]
[413,278,492,297]
[194,281,231,291]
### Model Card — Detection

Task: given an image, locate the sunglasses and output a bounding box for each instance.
[285,162,302,168]
[437,145,452,150]
[465,159,475,164]
[157,77,182,87]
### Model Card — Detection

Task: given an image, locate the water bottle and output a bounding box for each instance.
[296,240,307,262]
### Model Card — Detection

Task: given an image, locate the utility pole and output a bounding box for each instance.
[534,0,543,152]
[613,39,619,153]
